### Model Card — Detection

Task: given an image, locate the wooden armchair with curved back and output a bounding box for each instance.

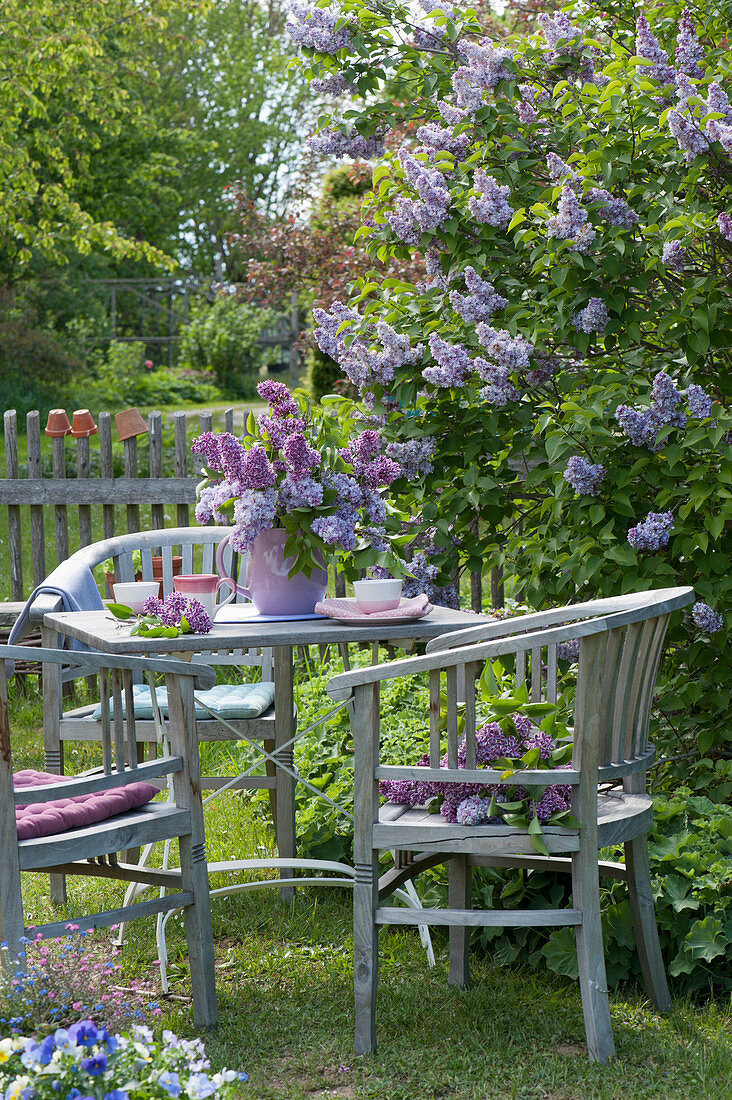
[326,587,694,1062]
[0,644,218,1029]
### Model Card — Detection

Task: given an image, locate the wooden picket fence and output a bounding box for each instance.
[1,406,492,613]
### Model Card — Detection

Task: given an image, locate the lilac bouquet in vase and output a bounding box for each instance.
[192,381,404,614]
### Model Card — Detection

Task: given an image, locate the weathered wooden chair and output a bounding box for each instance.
[0,643,218,1029]
[326,587,694,1062]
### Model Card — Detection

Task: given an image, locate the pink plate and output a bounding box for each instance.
[318,596,434,626]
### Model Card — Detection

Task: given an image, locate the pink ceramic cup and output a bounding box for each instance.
[173,573,234,619]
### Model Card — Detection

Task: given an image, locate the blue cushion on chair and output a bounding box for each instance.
[92,682,275,721]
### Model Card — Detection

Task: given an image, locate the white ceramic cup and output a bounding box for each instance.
[112,580,160,613]
[353,578,403,614]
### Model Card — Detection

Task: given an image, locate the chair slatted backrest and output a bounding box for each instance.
[72,527,273,678]
[331,588,693,801]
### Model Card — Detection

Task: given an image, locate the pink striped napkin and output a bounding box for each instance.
[315,594,433,619]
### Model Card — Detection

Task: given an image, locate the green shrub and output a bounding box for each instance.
[177,296,276,396]
[86,341,221,409]
[0,317,82,421]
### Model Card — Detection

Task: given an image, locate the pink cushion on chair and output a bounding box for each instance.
[13,769,158,841]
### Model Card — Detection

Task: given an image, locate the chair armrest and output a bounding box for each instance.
[28,592,64,625]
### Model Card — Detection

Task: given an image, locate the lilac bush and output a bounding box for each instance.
[289,0,732,783]
[193,381,402,579]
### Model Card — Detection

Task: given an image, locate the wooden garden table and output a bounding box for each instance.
[43,606,491,897]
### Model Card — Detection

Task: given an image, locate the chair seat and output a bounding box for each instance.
[373,791,652,857]
[18,803,191,871]
[56,703,276,743]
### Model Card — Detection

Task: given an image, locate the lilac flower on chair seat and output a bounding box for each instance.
[627,510,674,552]
[456,794,490,826]
[635,14,675,85]
[533,784,572,822]
[563,455,605,496]
[469,169,514,229]
[691,602,724,632]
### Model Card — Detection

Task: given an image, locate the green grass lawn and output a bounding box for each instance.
[7,668,732,1100]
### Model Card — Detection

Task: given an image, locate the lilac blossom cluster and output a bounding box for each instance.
[615,371,702,450]
[572,297,609,334]
[587,188,638,229]
[286,1,351,54]
[676,8,704,78]
[424,332,471,388]
[718,212,732,241]
[416,122,470,159]
[449,266,508,323]
[451,40,513,115]
[193,383,402,561]
[627,510,674,552]
[476,323,533,373]
[386,150,452,242]
[312,302,422,394]
[141,592,212,634]
[547,152,579,186]
[546,186,595,253]
[385,437,437,478]
[635,14,675,85]
[662,240,687,270]
[310,125,384,159]
[563,455,606,496]
[691,601,724,633]
[379,715,571,826]
[468,169,514,229]
[538,11,581,54]
[556,639,581,661]
[667,73,732,162]
[309,72,353,95]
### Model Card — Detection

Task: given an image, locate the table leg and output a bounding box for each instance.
[273,645,296,900]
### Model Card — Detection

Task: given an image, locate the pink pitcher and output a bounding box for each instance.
[215,528,327,616]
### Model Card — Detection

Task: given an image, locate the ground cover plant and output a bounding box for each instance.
[287,0,732,795]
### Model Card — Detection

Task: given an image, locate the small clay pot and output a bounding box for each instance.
[115,407,149,441]
[152,555,183,598]
[70,409,98,438]
[45,409,72,438]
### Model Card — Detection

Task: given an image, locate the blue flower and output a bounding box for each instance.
[102,1091,129,1100]
[158,1072,182,1097]
[186,1074,217,1099]
[80,1052,108,1076]
[68,1021,99,1048]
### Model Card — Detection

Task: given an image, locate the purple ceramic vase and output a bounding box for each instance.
[216,528,327,615]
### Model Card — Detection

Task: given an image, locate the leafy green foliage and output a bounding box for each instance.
[178,297,278,396]
[294,0,732,792]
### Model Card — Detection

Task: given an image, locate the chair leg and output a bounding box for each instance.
[179,835,218,1029]
[353,859,378,1054]
[625,836,671,1012]
[448,855,471,988]
[572,853,615,1063]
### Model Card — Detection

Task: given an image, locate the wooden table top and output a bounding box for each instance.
[44,606,494,654]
